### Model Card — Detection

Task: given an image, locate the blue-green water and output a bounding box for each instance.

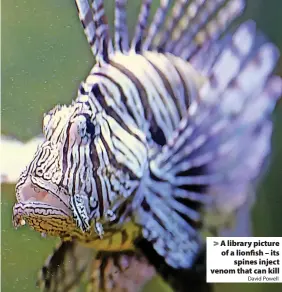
[2,1,282,291]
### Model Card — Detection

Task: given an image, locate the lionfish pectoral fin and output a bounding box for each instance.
[133,19,281,272]
[37,240,94,292]
[86,250,155,292]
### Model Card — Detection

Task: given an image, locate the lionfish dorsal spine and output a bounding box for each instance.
[75,0,245,62]
[156,0,214,53]
[189,0,246,74]
[152,0,191,51]
[115,0,129,52]
[131,0,153,53]
[170,0,228,56]
[91,0,114,63]
[154,0,244,59]
[75,0,113,64]
[75,0,98,56]
[12,1,282,291]
[180,0,246,60]
[142,0,173,51]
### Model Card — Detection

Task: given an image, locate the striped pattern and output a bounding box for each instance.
[12,0,281,291]
[75,0,98,56]
[134,20,282,269]
[115,0,129,52]
[143,0,173,51]
[75,0,113,64]
[131,0,153,52]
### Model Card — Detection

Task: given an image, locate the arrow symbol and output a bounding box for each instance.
[213,241,219,246]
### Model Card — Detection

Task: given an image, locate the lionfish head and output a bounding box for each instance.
[12,99,109,239]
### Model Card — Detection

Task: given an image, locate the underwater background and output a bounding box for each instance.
[2,0,282,291]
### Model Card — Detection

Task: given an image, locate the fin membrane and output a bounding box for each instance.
[132,20,282,269]
[75,0,246,62]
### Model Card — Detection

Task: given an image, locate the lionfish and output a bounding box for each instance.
[12,0,281,291]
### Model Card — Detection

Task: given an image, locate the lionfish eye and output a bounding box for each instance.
[85,115,95,135]
[71,114,95,140]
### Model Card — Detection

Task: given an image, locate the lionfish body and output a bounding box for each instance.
[12,0,281,291]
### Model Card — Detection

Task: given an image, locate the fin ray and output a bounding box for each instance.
[143,0,173,51]
[75,0,113,63]
[75,0,99,57]
[133,22,282,268]
[180,0,246,60]
[131,0,153,52]
[91,0,114,63]
[115,0,129,52]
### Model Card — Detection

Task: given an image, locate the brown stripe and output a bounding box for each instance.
[145,56,182,124]
[167,56,191,109]
[83,9,94,28]
[90,137,104,217]
[109,61,152,121]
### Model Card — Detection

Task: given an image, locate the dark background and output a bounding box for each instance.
[2,0,282,291]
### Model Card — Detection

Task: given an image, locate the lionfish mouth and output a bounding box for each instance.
[16,177,70,212]
[12,177,73,235]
